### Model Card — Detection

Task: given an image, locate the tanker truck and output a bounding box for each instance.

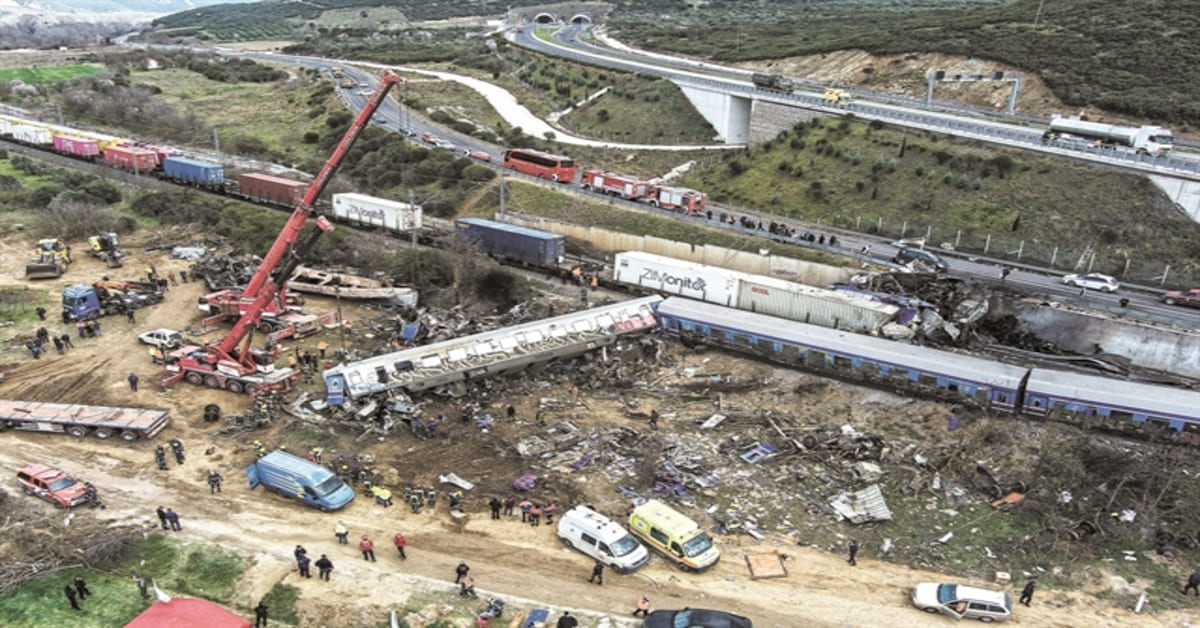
[1043,115,1173,156]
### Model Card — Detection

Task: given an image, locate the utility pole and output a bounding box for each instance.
[212,128,221,162]
[498,174,506,217]
[1033,0,1046,26]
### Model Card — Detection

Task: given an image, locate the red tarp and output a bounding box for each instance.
[125,598,251,628]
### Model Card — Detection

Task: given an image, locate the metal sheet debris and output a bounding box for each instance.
[829,484,893,524]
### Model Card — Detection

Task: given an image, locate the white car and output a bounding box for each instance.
[911,582,1012,622]
[138,328,183,350]
[1062,272,1120,292]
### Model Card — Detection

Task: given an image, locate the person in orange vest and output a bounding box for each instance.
[633,595,651,617]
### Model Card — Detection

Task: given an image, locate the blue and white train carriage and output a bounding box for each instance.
[655,297,1029,411]
[656,297,1200,438]
[324,296,663,401]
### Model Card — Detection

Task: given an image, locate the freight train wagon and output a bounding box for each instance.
[614,251,899,334]
[331,192,423,231]
[161,156,225,188]
[236,173,308,206]
[456,217,566,266]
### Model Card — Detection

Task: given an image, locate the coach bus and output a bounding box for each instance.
[502,148,576,183]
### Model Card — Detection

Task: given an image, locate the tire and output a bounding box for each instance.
[120,431,138,442]
[244,383,260,396]
[204,374,220,388]
[226,380,244,394]
[93,428,113,439]
[1164,298,1177,305]
[979,617,994,623]
[559,536,574,549]
[67,425,88,438]
[922,607,940,614]
[550,173,559,182]
[185,372,204,385]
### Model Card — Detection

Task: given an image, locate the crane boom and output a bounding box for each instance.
[217,70,402,366]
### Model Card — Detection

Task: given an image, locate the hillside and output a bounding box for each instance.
[0,0,255,25]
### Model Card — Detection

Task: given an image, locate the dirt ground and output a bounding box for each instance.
[1,228,1198,628]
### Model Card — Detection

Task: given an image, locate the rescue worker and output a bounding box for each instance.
[588,561,604,585]
[254,600,269,627]
[459,575,477,597]
[169,439,185,464]
[489,497,502,519]
[633,596,651,618]
[297,553,312,578]
[155,505,168,529]
[503,496,516,517]
[848,539,859,566]
[449,490,463,509]
[1019,579,1036,606]
[529,503,542,527]
[252,440,266,458]
[393,533,407,560]
[454,561,470,584]
[544,502,557,524]
[372,485,393,507]
[359,536,376,562]
[519,498,533,522]
[155,445,168,470]
[74,575,91,600]
[408,491,423,514]
[315,555,333,580]
[425,487,438,508]
[334,521,349,544]
[207,470,223,494]
[64,584,80,611]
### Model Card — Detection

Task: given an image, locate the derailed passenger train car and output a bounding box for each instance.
[655,297,1200,440]
[323,296,663,401]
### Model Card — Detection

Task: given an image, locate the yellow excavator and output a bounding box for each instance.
[87,232,126,268]
[25,238,72,279]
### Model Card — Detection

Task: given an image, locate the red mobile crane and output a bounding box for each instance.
[162,71,404,395]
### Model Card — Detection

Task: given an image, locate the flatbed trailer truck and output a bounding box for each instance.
[0,399,170,441]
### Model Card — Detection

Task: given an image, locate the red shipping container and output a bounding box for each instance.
[237,173,308,206]
[103,145,158,171]
[52,135,100,158]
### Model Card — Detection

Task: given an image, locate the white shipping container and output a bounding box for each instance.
[332,192,422,232]
[12,125,52,145]
[613,251,739,306]
[736,275,899,333]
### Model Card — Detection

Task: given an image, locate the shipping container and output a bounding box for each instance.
[613,251,739,306]
[456,217,565,266]
[11,125,52,145]
[52,135,100,159]
[0,118,12,135]
[736,275,898,333]
[236,172,308,206]
[332,192,422,231]
[162,157,225,187]
[103,145,158,171]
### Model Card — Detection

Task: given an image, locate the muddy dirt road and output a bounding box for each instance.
[0,240,1195,627]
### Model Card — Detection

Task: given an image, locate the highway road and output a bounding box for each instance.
[513,25,1200,180]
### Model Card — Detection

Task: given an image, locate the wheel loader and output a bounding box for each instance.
[87,232,126,268]
[25,238,72,279]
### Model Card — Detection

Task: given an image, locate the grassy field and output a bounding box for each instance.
[128,67,333,166]
[0,65,103,84]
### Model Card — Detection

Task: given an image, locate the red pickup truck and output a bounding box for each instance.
[1162,288,1200,308]
[16,463,90,508]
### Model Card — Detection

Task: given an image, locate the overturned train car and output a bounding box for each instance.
[324,296,663,401]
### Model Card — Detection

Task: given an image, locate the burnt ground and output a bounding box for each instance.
[1,228,1200,627]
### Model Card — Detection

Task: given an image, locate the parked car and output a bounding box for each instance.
[642,608,753,628]
[16,463,90,508]
[466,150,493,163]
[420,132,439,144]
[892,246,949,272]
[1162,288,1200,308]
[1062,272,1120,293]
[911,582,1013,622]
[138,328,183,350]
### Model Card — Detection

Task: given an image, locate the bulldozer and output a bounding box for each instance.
[25,238,72,280]
[87,232,126,268]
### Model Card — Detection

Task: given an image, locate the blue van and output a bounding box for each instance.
[245,450,355,512]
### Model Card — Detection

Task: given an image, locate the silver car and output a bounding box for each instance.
[911,582,1012,622]
[1062,272,1120,292]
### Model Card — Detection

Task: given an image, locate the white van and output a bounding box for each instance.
[556,505,650,573]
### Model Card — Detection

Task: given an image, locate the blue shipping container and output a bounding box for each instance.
[162,157,225,186]
[456,217,565,265]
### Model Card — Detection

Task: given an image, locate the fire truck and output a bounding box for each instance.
[162,71,404,395]
[580,169,707,215]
